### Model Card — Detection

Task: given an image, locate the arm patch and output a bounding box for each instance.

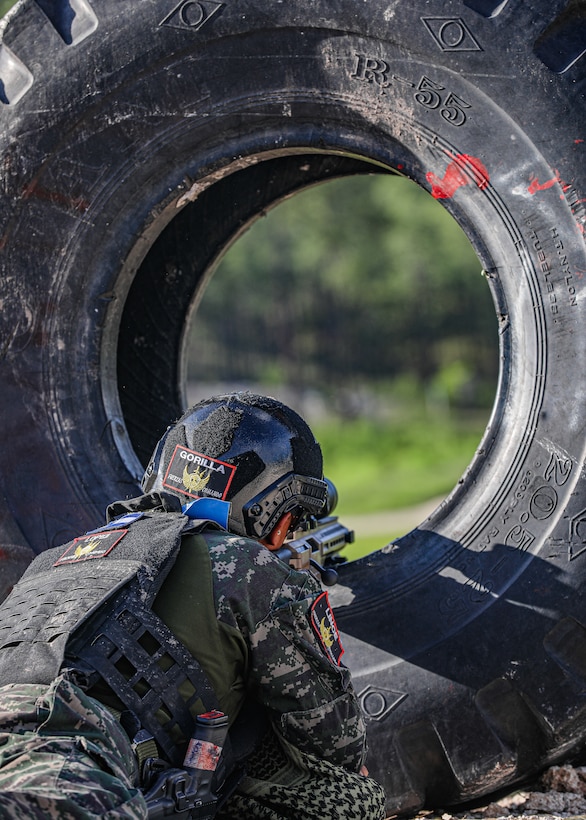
[309,591,345,666]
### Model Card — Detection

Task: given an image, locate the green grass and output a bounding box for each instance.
[313,409,488,560]
[342,533,399,561]
[0,1,16,16]
[314,411,487,514]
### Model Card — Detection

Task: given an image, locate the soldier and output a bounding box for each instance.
[0,393,385,818]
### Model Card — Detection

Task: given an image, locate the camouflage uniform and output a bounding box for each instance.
[0,494,385,819]
[0,675,145,818]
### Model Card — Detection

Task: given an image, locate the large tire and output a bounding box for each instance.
[0,0,585,812]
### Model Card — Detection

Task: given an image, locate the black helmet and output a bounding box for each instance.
[142,392,327,539]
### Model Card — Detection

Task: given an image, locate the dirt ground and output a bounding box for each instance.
[399,764,586,820]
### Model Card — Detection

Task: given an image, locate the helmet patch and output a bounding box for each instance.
[162,444,236,501]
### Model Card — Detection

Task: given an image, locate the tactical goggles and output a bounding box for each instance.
[243,472,328,540]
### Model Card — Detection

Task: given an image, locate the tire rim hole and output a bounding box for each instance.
[173,171,499,556]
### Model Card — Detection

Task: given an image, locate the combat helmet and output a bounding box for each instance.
[142,393,327,539]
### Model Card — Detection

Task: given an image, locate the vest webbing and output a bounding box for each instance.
[0,510,222,766]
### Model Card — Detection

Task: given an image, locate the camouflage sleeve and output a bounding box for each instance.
[249,573,367,772]
[205,530,367,772]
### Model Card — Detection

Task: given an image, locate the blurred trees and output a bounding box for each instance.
[186,174,498,413]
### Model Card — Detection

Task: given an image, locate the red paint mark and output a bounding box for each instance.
[529,167,586,239]
[23,181,89,213]
[528,170,586,202]
[527,170,562,195]
[575,139,584,144]
[528,176,557,194]
[426,154,489,200]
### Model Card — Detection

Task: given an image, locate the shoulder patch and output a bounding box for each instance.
[309,590,345,666]
[54,529,128,567]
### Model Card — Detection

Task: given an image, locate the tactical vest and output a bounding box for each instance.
[0,507,222,766]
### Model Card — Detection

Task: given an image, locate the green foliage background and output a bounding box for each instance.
[0,1,15,16]
[188,174,497,410]
[187,174,498,555]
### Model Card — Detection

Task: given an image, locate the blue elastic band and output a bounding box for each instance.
[182,498,231,530]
